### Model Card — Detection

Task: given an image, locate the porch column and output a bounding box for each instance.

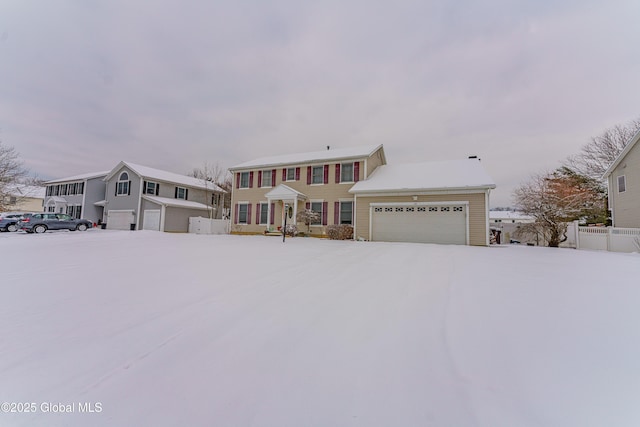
[266,198,272,228]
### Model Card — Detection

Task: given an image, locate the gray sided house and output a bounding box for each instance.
[603,129,640,228]
[102,161,226,232]
[44,171,110,224]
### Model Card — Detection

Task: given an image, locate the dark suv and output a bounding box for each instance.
[0,212,32,232]
[19,213,93,233]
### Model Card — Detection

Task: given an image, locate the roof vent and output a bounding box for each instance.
[327,146,330,150]
[468,155,478,159]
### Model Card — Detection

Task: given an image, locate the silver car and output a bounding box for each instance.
[0,212,33,232]
[19,213,93,233]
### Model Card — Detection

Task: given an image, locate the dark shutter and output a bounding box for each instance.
[185,189,188,200]
[335,164,341,183]
[282,168,286,181]
[256,203,260,224]
[143,181,147,194]
[127,181,131,195]
[354,162,360,182]
[270,203,275,224]
[115,184,117,197]
[306,202,310,210]
[247,204,252,224]
[323,165,329,184]
[257,171,262,188]
[323,202,328,225]
[236,173,240,189]
[272,169,276,185]
[155,184,160,195]
[234,204,238,224]
[249,171,254,188]
[295,167,300,181]
[307,167,312,185]
[174,187,178,198]
[334,201,340,224]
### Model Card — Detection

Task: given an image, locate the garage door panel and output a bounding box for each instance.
[107,210,135,230]
[371,205,467,245]
[143,209,161,231]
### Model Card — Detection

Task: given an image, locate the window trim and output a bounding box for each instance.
[340,162,355,183]
[310,201,324,226]
[145,181,159,195]
[239,172,250,189]
[285,167,296,182]
[116,172,130,196]
[618,175,626,193]
[260,169,273,188]
[175,187,187,200]
[259,202,269,225]
[237,203,249,224]
[339,200,354,225]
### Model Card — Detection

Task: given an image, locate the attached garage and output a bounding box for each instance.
[106,210,135,230]
[143,209,161,231]
[350,159,496,246]
[371,202,467,244]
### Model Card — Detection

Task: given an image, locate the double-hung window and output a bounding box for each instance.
[239,172,250,189]
[175,187,187,200]
[310,202,323,225]
[259,203,269,225]
[340,201,353,225]
[341,162,354,183]
[261,170,272,188]
[312,166,324,184]
[117,172,130,196]
[238,203,249,224]
[145,181,159,195]
[286,168,296,181]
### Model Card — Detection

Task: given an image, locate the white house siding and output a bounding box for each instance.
[608,141,640,228]
[105,166,143,226]
[355,193,488,246]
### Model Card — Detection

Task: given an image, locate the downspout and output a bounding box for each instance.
[136,178,144,230]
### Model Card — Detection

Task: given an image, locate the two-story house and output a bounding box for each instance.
[229,145,386,236]
[44,162,226,232]
[230,146,496,246]
[44,171,110,223]
[102,161,226,232]
[603,129,640,228]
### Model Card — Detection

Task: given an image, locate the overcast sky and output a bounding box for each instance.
[1,0,639,206]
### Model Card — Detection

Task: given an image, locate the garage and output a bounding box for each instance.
[143,209,161,231]
[106,210,135,230]
[370,203,467,244]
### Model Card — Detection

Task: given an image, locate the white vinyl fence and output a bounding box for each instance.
[188,217,229,235]
[576,224,640,253]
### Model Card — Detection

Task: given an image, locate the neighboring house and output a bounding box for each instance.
[229,145,386,237]
[44,172,109,223]
[101,161,226,232]
[489,210,535,245]
[603,129,640,228]
[230,146,496,246]
[1,184,46,212]
[349,158,495,246]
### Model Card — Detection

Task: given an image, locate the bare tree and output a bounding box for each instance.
[564,117,640,180]
[513,168,606,247]
[189,162,231,219]
[0,141,27,211]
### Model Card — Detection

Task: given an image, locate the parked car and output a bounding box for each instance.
[0,212,33,232]
[19,213,93,233]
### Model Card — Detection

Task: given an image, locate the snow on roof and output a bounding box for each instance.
[602,128,640,178]
[350,159,496,193]
[489,211,534,221]
[142,195,213,210]
[5,184,46,199]
[230,144,384,170]
[109,162,225,193]
[46,171,110,184]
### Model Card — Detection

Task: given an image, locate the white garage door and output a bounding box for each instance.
[107,210,135,230]
[371,204,467,244]
[143,209,161,231]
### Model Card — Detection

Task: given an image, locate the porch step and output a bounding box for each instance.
[264,231,282,236]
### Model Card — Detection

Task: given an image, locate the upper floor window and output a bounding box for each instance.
[312,166,324,184]
[286,168,296,181]
[239,172,250,189]
[144,181,159,195]
[175,187,188,200]
[117,172,130,196]
[260,170,273,188]
[618,175,626,193]
[341,162,354,182]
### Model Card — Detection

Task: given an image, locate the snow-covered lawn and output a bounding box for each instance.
[1,230,639,426]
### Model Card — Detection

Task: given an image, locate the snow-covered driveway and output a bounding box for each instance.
[1,230,640,426]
